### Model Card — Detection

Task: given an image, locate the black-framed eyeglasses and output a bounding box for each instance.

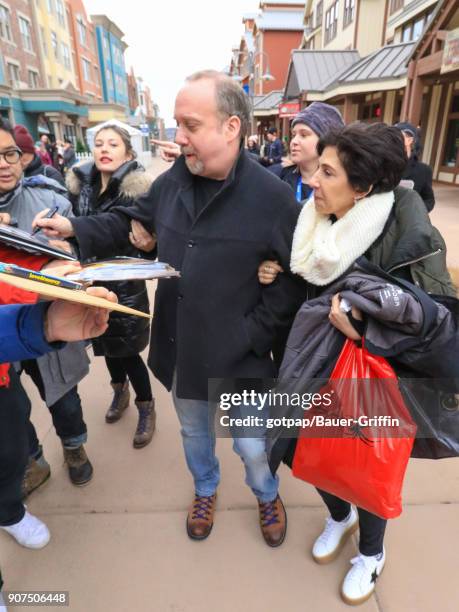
[0,149,22,164]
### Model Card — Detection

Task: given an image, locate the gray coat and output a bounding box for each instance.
[268,261,459,470]
[0,175,90,406]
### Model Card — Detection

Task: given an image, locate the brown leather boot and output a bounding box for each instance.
[186,494,217,540]
[258,494,287,547]
[105,381,130,423]
[133,399,156,448]
[22,452,51,499]
[62,445,93,486]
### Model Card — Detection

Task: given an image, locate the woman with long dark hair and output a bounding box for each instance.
[65,124,157,448]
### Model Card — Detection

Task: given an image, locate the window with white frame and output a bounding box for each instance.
[82,58,91,82]
[28,69,39,88]
[77,16,87,46]
[343,0,355,27]
[61,42,71,70]
[324,1,339,44]
[47,0,54,13]
[51,31,59,60]
[0,4,13,42]
[7,62,20,86]
[19,17,33,52]
[56,0,65,28]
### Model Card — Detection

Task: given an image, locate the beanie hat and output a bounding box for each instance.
[13,125,36,154]
[291,102,344,137]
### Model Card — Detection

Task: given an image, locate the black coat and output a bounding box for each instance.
[401,157,435,212]
[67,160,154,357]
[71,149,309,399]
[25,154,65,186]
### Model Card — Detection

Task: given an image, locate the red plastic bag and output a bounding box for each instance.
[292,340,417,519]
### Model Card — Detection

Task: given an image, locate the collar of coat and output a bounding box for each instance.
[291,190,395,286]
[66,159,154,199]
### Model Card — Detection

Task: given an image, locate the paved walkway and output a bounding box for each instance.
[2,163,458,611]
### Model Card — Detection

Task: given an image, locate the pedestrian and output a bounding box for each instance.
[37,140,53,166]
[260,122,455,605]
[394,121,435,212]
[0,282,117,612]
[0,118,93,491]
[247,134,260,157]
[13,125,65,186]
[260,126,283,167]
[62,137,76,172]
[34,70,308,546]
[279,102,344,204]
[64,124,157,448]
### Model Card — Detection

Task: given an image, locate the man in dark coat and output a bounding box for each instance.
[35,70,308,547]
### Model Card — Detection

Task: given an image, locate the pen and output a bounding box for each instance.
[32,205,59,236]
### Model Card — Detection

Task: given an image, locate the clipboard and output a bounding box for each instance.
[0,271,152,319]
[0,225,77,261]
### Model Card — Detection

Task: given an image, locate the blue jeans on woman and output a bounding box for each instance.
[172,376,278,502]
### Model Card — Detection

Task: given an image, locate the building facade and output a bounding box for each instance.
[0,0,88,142]
[91,14,128,112]
[66,0,103,103]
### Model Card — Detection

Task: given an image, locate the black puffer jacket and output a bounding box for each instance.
[66,160,154,357]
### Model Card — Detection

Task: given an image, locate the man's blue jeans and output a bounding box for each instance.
[172,376,279,503]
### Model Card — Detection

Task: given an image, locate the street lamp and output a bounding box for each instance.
[231,50,275,132]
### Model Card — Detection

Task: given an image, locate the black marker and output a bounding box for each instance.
[32,206,59,236]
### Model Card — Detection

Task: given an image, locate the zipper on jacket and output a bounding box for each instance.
[388,248,442,274]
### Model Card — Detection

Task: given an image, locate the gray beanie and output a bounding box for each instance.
[291,102,344,137]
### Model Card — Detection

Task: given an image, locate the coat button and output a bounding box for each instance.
[178,294,183,300]
[188,240,196,248]
[169,337,175,343]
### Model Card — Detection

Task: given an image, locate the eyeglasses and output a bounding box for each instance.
[0,149,22,164]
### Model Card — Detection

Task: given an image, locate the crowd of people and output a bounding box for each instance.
[0,69,457,610]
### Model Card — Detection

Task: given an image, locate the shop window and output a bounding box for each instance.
[360,102,381,122]
[442,120,459,167]
[442,95,459,168]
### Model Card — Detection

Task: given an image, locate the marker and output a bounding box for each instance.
[32,205,59,236]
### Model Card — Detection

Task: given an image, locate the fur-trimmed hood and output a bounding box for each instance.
[66,159,154,200]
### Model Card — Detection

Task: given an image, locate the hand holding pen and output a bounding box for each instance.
[31,206,60,236]
[32,207,74,239]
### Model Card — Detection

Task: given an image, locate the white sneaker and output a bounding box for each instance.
[341,548,386,606]
[312,508,358,564]
[0,510,50,549]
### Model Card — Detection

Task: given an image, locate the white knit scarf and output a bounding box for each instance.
[290,191,394,285]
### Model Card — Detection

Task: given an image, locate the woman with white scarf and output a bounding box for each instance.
[259,122,454,606]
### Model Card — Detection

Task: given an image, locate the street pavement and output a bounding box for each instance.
[1,158,458,611]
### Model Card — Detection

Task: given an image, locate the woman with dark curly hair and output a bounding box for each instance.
[261,122,454,605]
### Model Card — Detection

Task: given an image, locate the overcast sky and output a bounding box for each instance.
[88,0,261,127]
